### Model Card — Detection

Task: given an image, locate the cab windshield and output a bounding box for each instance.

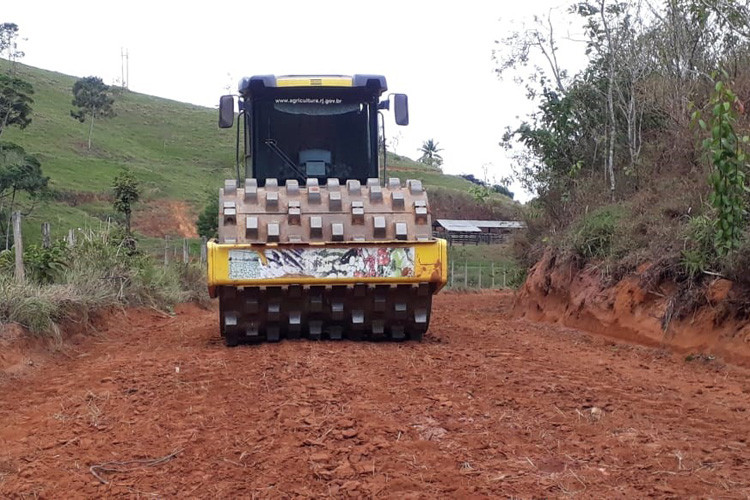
[252,95,373,185]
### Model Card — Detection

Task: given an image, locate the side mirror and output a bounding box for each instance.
[393,93,409,126]
[219,95,235,129]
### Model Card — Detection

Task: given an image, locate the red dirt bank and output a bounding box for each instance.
[516,250,750,367]
[1,292,749,497]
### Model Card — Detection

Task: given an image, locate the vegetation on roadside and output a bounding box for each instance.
[0,226,208,336]
[499,0,750,295]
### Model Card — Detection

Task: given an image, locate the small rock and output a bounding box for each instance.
[338,419,355,429]
[310,452,330,462]
[342,480,360,492]
[342,429,358,439]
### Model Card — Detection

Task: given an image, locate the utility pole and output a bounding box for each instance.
[121,47,129,89]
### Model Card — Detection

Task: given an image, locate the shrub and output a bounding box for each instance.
[681,214,717,279]
[196,190,218,239]
[570,206,624,260]
[0,226,209,337]
[25,241,69,284]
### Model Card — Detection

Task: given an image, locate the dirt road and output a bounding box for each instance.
[1,292,749,498]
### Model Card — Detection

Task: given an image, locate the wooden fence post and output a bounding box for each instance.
[450,259,454,288]
[67,228,76,247]
[12,212,24,283]
[182,238,189,263]
[464,261,468,288]
[503,266,507,288]
[42,222,51,248]
[164,236,169,266]
[478,264,482,289]
[491,262,495,289]
[200,236,207,264]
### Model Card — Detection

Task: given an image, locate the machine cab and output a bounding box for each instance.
[220,75,408,187]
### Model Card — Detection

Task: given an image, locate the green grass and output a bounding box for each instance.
[1,61,235,199]
[445,244,525,289]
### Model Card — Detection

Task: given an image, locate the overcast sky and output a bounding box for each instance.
[5,0,585,201]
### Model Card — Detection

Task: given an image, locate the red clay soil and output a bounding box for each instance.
[132,199,198,238]
[1,292,749,498]
[516,250,750,367]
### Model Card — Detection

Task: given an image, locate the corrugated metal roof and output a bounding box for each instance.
[435,220,482,232]
[436,219,526,231]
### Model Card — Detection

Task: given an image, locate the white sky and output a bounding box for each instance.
[5,0,585,202]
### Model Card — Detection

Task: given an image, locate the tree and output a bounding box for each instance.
[418,139,444,168]
[196,190,218,239]
[494,9,570,95]
[0,142,47,249]
[0,74,33,136]
[70,76,115,150]
[0,23,25,75]
[112,169,140,234]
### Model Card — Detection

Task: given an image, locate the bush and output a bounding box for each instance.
[196,190,218,239]
[25,241,69,284]
[681,214,717,279]
[570,206,624,260]
[0,226,209,336]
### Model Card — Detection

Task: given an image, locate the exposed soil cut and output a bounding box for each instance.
[1,292,749,497]
[132,199,198,238]
[516,250,750,367]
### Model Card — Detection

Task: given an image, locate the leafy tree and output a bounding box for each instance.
[0,74,33,136]
[112,169,140,235]
[0,142,47,249]
[196,190,218,239]
[70,76,115,150]
[418,139,443,168]
[460,173,484,186]
[492,184,515,199]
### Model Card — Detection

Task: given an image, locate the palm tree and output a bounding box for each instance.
[418,139,443,167]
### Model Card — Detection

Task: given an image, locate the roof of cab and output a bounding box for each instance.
[238,74,387,96]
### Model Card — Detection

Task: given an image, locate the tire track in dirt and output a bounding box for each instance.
[0,292,748,497]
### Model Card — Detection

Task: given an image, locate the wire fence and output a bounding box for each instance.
[446,260,525,290]
[6,213,208,284]
[8,213,525,290]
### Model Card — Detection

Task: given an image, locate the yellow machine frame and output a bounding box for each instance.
[207,239,447,298]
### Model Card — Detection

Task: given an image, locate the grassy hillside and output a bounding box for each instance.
[1,60,235,243]
[1,60,515,245]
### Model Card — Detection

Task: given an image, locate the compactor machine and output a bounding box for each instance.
[207,75,446,345]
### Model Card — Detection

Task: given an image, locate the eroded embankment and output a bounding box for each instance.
[515,250,750,366]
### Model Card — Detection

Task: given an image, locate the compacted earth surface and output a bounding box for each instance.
[1,291,749,498]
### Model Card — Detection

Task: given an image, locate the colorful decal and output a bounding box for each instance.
[228,247,415,280]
